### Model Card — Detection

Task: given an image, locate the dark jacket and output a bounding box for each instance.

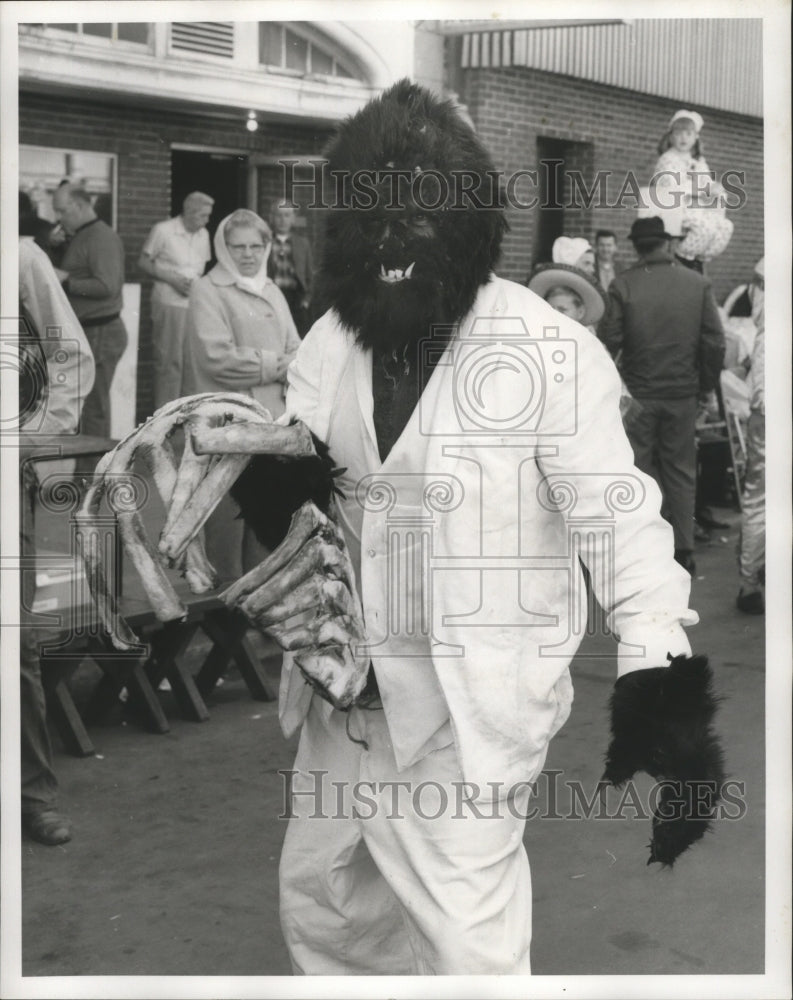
[598,256,725,398]
[61,218,125,323]
[267,230,314,300]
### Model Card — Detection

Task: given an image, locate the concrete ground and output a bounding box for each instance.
[19,504,767,980]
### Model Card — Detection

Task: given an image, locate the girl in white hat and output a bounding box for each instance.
[650,109,733,270]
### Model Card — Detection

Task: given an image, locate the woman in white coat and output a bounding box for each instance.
[184,208,300,580]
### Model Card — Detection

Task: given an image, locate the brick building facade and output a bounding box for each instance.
[17,19,764,423]
[458,65,763,302]
[19,90,334,420]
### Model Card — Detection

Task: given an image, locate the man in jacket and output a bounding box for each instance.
[593,229,620,289]
[52,182,128,471]
[599,216,726,574]
[267,200,314,336]
[138,191,214,409]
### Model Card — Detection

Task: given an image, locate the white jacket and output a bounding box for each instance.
[282,275,698,789]
[19,238,95,437]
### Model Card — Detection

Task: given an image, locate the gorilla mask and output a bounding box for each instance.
[318,80,507,355]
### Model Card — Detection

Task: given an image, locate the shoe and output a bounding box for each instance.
[736,590,764,615]
[694,523,712,543]
[23,808,72,846]
[674,549,696,575]
[695,508,730,530]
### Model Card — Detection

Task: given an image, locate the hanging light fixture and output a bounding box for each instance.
[246,110,259,133]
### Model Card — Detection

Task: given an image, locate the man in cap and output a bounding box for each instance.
[599,216,726,574]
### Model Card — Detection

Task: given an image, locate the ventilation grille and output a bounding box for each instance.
[171,22,234,58]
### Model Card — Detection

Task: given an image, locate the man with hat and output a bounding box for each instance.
[599,216,725,574]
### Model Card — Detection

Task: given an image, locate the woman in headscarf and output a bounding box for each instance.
[184,208,301,579]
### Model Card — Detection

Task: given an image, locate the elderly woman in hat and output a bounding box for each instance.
[528,248,607,332]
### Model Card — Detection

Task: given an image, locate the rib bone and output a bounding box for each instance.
[249,577,358,628]
[238,538,350,619]
[116,507,187,623]
[221,501,328,607]
[158,452,251,563]
[294,646,369,710]
[139,436,219,593]
[191,420,316,457]
[75,393,273,649]
[159,423,213,555]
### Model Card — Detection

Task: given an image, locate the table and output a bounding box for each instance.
[26,435,278,756]
[41,589,277,757]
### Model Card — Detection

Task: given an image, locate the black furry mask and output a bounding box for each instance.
[316,80,507,355]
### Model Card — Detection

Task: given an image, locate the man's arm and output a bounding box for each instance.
[138,248,193,296]
[698,285,726,394]
[597,281,625,359]
[138,223,193,296]
[538,319,723,865]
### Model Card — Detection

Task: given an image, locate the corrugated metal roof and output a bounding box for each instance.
[460,19,762,117]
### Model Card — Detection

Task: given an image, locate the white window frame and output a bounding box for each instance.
[258,22,363,82]
[34,22,153,52]
[20,144,118,230]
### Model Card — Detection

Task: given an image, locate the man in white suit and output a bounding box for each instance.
[229,81,725,975]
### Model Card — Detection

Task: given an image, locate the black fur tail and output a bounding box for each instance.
[229,430,343,551]
[602,654,726,867]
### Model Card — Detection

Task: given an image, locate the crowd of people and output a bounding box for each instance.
[17,188,312,846]
[16,104,764,875]
[527,108,765,611]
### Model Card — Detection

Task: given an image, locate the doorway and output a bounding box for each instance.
[534,137,594,268]
[170,148,248,263]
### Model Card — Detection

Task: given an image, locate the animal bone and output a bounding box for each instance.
[138,436,218,594]
[191,420,316,457]
[222,502,330,607]
[78,395,369,710]
[75,393,273,650]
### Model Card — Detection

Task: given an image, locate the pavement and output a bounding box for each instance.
[18,504,768,981]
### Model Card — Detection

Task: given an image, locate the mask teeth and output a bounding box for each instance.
[405,262,415,278]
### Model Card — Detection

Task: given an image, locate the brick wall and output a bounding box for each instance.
[459,66,764,302]
[20,90,333,420]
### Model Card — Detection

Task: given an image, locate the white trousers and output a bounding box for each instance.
[279,700,533,975]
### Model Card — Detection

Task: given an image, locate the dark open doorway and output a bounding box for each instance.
[170,148,248,263]
[534,137,594,268]
[534,138,568,267]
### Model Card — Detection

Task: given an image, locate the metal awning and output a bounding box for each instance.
[454,18,763,118]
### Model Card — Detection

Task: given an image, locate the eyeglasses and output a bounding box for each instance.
[227,242,268,254]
